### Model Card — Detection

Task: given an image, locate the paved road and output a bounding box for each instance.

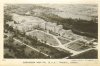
[38,30,62,46]
[37,30,97,58]
[63,48,95,59]
[64,37,83,47]
[27,30,81,53]
[13,38,50,57]
[13,30,97,59]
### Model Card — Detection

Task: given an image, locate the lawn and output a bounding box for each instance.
[67,40,89,51]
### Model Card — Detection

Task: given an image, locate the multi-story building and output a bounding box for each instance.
[39,22,65,36]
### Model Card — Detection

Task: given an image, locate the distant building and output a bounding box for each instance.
[59,29,66,36]
[55,25,63,33]
[38,22,66,36]
[6,21,14,27]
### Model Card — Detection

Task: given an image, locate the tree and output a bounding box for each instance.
[4,53,14,58]
[8,36,14,43]
[4,14,13,23]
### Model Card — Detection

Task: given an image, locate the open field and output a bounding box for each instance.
[67,40,90,51]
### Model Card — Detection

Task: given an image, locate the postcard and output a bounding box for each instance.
[0,0,99,66]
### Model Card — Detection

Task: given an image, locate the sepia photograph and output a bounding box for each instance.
[4,4,98,59]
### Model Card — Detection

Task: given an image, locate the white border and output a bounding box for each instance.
[0,0,99,66]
